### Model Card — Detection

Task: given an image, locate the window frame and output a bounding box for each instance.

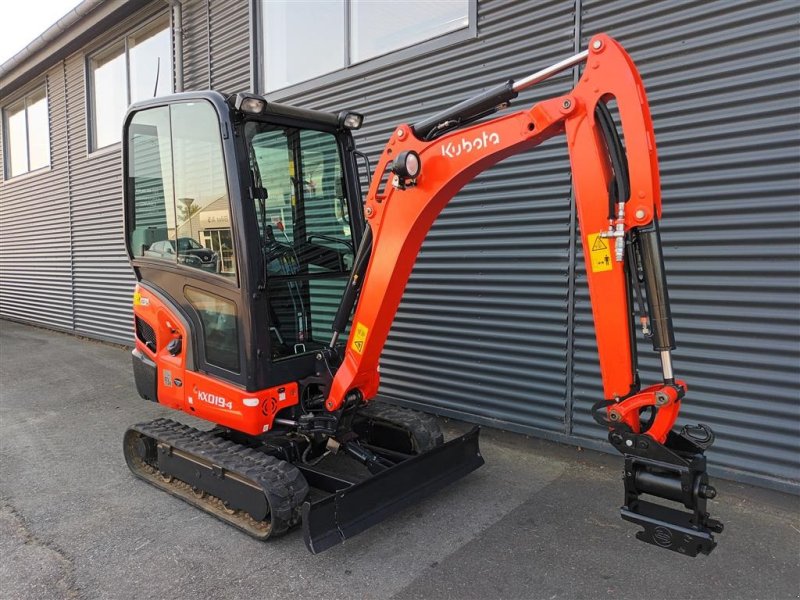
[86,14,172,153]
[255,0,478,95]
[2,84,51,180]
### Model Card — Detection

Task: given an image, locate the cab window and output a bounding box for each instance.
[127,101,236,279]
[244,122,354,358]
[185,287,240,372]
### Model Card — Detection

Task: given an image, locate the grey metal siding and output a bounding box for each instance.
[0,63,74,331]
[64,53,134,344]
[183,0,211,90]
[270,0,580,434]
[0,4,168,345]
[63,4,170,345]
[182,0,250,93]
[209,0,250,92]
[571,0,800,485]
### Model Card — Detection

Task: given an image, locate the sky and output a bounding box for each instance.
[0,0,83,65]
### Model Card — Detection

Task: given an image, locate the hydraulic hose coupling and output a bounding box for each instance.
[614,224,625,262]
[600,202,627,262]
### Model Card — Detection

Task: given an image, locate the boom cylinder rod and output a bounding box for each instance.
[512,50,589,92]
[413,49,590,140]
[660,350,674,381]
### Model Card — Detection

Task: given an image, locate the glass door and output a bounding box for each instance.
[244,121,355,359]
[200,228,236,275]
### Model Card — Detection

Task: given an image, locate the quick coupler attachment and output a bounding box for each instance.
[610,425,724,557]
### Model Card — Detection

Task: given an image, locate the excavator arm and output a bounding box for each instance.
[325,34,722,556]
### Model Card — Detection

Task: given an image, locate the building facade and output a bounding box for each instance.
[1,0,798,490]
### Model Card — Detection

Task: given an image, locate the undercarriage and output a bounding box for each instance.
[124,403,483,552]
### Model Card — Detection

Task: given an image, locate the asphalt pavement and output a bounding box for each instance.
[1,319,798,600]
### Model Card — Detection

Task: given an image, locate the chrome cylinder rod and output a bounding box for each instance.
[512,49,589,93]
[660,350,674,381]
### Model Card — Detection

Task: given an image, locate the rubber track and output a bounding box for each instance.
[358,402,444,453]
[127,418,308,538]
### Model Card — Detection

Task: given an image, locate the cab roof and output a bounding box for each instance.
[126,90,340,129]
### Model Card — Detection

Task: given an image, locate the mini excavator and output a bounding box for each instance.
[122,34,723,556]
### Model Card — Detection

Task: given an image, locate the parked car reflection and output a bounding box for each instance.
[144,238,219,273]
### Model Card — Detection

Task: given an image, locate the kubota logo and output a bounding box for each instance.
[441,132,501,158]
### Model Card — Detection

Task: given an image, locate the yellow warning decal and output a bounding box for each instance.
[352,322,369,355]
[588,233,613,273]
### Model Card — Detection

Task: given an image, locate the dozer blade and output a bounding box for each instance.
[302,426,483,554]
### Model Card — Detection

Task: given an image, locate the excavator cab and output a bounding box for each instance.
[124,92,365,395]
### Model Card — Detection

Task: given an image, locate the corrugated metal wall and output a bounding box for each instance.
[182,0,250,92]
[0,0,249,342]
[183,0,211,90]
[64,49,134,344]
[1,0,797,488]
[208,0,250,92]
[267,0,800,488]
[0,64,74,330]
[0,4,166,345]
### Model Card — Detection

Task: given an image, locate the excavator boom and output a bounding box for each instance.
[328,35,656,418]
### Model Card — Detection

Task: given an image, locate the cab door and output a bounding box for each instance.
[125,97,249,416]
[244,122,359,374]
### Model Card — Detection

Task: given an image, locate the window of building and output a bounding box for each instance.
[261,0,471,92]
[127,100,235,280]
[3,87,50,178]
[89,17,171,150]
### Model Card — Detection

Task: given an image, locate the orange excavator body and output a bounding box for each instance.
[123,34,722,556]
